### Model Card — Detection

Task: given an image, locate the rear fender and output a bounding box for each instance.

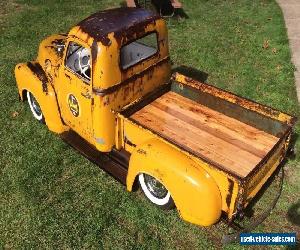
[15,62,68,133]
[127,139,222,226]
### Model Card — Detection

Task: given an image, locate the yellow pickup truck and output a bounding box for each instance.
[15,7,296,227]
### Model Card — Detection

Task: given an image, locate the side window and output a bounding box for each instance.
[120,33,158,70]
[65,42,91,82]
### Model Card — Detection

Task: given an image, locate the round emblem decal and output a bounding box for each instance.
[68,94,79,117]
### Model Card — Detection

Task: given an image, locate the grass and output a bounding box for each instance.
[0,0,299,249]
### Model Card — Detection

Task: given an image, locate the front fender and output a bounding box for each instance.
[15,62,68,133]
[127,139,222,226]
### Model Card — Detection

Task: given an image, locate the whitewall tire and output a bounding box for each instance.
[27,91,45,123]
[139,173,175,209]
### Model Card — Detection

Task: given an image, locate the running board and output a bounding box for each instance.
[60,131,129,185]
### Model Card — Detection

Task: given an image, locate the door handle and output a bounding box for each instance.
[81,92,92,99]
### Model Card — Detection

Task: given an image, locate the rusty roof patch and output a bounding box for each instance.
[77,7,160,46]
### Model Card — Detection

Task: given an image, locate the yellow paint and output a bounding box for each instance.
[127,138,222,226]
[243,136,289,206]
[15,62,69,133]
[121,114,241,222]
[14,10,295,228]
[120,104,293,223]
[56,36,94,144]
[90,19,171,152]
[15,17,170,149]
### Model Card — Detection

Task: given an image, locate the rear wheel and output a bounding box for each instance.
[139,173,175,209]
[27,91,45,123]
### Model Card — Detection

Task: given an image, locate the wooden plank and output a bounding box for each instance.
[132,105,261,177]
[152,94,277,154]
[151,100,267,158]
[158,92,278,148]
[150,104,262,166]
[130,92,279,178]
[132,107,256,176]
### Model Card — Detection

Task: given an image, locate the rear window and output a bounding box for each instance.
[120,33,158,69]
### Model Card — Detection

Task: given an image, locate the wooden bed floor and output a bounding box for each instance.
[130,91,279,178]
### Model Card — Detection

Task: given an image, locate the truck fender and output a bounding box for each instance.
[15,62,68,133]
[127,139,222,226]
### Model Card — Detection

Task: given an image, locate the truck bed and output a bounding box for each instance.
[130,91,279,178]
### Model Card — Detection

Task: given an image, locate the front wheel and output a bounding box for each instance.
[139,173,175,209]
[27,91,45,123]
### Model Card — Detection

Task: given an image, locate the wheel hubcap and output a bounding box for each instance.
[144,174,168,199]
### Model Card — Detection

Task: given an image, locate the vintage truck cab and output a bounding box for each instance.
[15,8,296,227]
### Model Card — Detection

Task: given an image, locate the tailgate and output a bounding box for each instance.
[240,131,291,209]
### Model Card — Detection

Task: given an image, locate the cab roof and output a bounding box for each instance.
[77,7,161,46]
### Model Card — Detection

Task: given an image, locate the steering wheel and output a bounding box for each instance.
[77,48,91,80]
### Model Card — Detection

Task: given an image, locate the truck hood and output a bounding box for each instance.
[37,34,67,67]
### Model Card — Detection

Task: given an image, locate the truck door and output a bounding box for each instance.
[57,39,93,142]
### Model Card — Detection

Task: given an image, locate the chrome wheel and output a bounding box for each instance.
[144,174,168,199]
[139,173,174,209]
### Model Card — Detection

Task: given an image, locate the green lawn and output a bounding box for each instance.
[0,0,299,249]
